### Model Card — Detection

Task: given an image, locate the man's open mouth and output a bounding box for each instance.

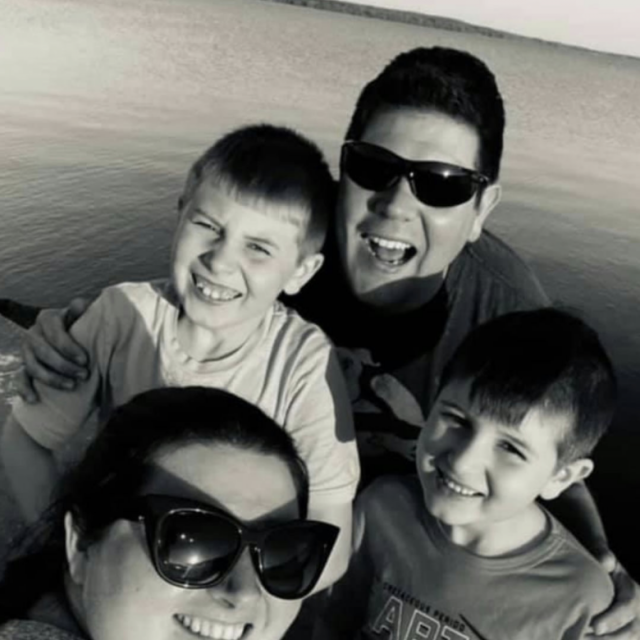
[362,233,417,266]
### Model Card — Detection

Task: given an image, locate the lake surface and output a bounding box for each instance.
[1,0,640,475]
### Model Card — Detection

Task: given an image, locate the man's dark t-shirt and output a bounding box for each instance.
[290,231,550,483]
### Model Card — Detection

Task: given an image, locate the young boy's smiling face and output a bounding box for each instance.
[416,379,590,547]
[171,181,322,357]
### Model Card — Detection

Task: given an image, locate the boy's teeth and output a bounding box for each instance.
[195,280,239,301]
[176,614,246,640]
[441,473,480,497]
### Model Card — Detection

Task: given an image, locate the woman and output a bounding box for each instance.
[0,386,338,640]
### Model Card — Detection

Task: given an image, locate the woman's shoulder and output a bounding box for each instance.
[0,619,84,640]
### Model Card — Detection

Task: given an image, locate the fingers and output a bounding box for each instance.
[37,307,88,368]
[14,367,39,404]
[66,296,93,330]
[20,332,81,392]
[587,619,640,639]
[597,550,619,574]
[590,565,640,637]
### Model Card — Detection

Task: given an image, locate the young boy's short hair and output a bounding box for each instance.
[179,123,335,256]
[439,307,617,463]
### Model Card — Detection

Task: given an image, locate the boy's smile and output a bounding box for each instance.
[170,182,321,360]
[416,379,583,554]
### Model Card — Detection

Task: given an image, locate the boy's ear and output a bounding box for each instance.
[283,253,325,296]
[64,511,88,586]
[539,458,594,501]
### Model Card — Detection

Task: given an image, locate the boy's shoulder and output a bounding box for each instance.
[90,280,173,325]
[542,511,614,612]
[358,475,422,530]
[99,279,169,306]
[268,300,335,352]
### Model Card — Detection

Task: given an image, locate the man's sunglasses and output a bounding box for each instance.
[341,140,489,208]
[122,494,339,600]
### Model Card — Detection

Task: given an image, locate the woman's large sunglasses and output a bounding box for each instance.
[341,140,489,208]
[121,494,339,600]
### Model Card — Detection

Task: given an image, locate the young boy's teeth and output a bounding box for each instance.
[365,234,416,266]
[441,473,480,497]
[175,614,247,640]
[195,280,239,301]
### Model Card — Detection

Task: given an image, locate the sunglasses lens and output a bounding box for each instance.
[260,524,332,599]
[412,170,478,208]
[157,512,240,586]
[343,143,400,192]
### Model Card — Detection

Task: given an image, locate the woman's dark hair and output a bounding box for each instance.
[0,387,309,621]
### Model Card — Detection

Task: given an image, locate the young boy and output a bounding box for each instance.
[316,308,616,639]
[2,124,359,588]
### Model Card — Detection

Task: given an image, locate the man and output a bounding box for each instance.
[16,47,639,638]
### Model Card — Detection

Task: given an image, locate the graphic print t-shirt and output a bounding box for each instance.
[345,477,613,640]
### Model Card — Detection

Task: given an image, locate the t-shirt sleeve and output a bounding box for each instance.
[283,340,360,508]
[11,292,117,451]
[565,563,615,639]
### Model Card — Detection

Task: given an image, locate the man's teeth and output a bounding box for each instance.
[176,614,247,640]
[364,234,416,266]
[441,473,480,497]
[195,280,239,301]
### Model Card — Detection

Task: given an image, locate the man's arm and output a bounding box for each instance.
[547,481,640,639]
[17,298,93,403]
[548,481,609,560]
[1,414,59,523]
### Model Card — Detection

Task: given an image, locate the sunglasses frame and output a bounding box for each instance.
[120,494,339,600]
[341,140,490,208]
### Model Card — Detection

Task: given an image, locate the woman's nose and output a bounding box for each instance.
[208,549,261,606]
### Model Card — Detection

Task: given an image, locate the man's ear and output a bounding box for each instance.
[539,458,594,501]
[283,253,325,296]
[64,512,88,586]
[469,183,501,243]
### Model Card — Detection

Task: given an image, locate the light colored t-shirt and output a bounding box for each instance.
[13,280,360,507]
[318,476,614,640]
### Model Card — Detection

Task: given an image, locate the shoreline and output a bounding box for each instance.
[258,0,638,61]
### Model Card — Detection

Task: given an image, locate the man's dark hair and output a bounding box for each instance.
[345,47,505,184]
[439,308,617,463]
[180,124,335,255]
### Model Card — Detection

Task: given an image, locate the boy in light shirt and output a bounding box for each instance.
[2,124,359,589]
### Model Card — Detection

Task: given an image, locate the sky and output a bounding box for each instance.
[340,0,640,58]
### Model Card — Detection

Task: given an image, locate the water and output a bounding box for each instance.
[1,0,640,468]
